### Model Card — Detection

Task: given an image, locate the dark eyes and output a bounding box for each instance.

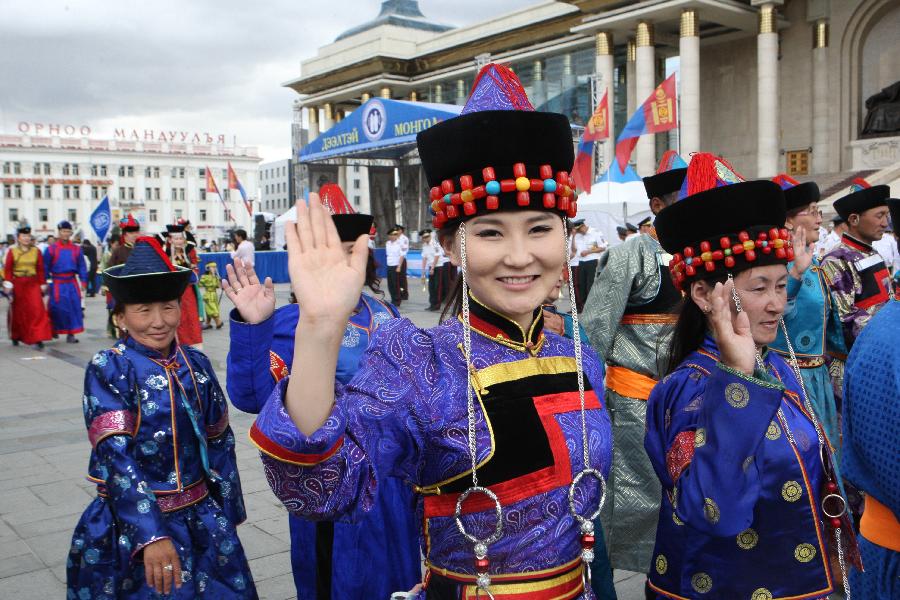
[475,225,552,237]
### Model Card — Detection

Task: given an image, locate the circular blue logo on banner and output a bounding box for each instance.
[361,100,387,142]
[92,212,110,229]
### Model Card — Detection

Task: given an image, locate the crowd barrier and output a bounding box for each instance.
[197,249,426,284]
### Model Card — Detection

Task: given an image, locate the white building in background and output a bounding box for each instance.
[0,131,260,243]
[259,158,293,215]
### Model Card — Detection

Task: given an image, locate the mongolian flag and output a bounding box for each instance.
[570,91,609,193]
[227,162,252,216]
[614,73,678,172]
[206,167,233,222]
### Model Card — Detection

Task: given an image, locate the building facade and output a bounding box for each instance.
[287,0,900,201]
[259,158,294,215]
[0,132,260,242]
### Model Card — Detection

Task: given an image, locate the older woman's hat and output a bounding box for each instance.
[319,183,373,242]
[418,63,576,229]
[103,237,192,304]
[772,173,820,213]
[656,153,790,290]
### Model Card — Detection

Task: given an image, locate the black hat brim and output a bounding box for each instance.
[783,181,820,212]
[833,185,890,220]
[656,180,787,280]
[642,168,687,200]
[417,110,574,227]
[103,266,192,305]
[332,214,373,242]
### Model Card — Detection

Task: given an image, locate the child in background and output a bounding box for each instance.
[199,262,223,329]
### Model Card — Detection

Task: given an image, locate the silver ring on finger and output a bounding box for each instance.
[163,564,174,571]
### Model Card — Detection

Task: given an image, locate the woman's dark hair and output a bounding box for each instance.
[365,250,384,297]
[665,273,729,374]
[438,224,463,322]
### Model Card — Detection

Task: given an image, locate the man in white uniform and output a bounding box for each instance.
[573,219,607,312]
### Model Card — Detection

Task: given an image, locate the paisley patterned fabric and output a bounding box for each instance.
[67,337,255,599]
[645,337,834,599]
[227,293,421,600]
[253,314,613,599]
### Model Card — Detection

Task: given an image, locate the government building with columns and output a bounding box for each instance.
[286,0,899,227]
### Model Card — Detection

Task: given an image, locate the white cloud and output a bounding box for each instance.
[0,0,532,161]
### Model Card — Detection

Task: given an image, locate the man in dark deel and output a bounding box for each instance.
[81,238,99,297]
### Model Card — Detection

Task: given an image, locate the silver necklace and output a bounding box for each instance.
[728,274,850,597]
[453,222,606,598]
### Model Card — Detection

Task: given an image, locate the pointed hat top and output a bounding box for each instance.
[657,150,688,173]
[677,152,746,200]
[460,63,535,115]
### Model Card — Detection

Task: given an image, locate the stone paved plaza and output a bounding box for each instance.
[0,279,645,599]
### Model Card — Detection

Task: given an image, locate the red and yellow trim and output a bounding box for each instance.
[427,555,582,584]
[249,421,343,466]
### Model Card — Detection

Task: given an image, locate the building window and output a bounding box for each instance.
[35,184,42,199]
[13,162,21,175]
[353,164,360,173]
[145,187,151,199]
[73,186,80,199]
[153,167,160,178]
[354,195,361,206]
[199,209,207,221]
[13,185,21,199]
[63,185,71,199]
[39,208,48,222]
[119,166,125,177]
[153,188,160,200]
[62,163,78,176]
[199,168,206,177]
[43,163,51,175]
[91,186,99,200]
[786,150,809,176]
[128,166,134,177]
[119,186,125,199]
[101,186,108,198]
[43,185,51,198]
[128,188,135,200]
[68,209,77,222]
[91,165,99,176]
[174,209,183,220]
[100,165,107,176]
[33,162,42,174]
[9,208,19,222]
[145,167,151,178]
[2,184,10,197]
[200,188,206,200]
[149,209,158,222]
[1,163,8,175]
[353,179,361,189]
[179,188,184,201]
[171,187,177,200]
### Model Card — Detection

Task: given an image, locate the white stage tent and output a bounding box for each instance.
[575,164,653,245]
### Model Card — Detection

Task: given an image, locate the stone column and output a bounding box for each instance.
[626,38,636,117]
[530,60,547,108]
[380,87,391,99]
[307,105,319,140]
[409,91,418,102]
[757,3,779,177]
[635,22,656,175]
[361,92,371,103]
[680,9,700,156]
[595,32,615,171]
[456,79,466,105]
[321,103,334,133]
[433,84,443,104]
[812,19,829,174]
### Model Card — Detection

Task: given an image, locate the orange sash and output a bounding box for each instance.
[605,365,658,401]
[860,494,900,553]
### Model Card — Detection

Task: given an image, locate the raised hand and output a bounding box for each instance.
[287,193,369,328]
[223,258,276,324]
[789,227,812,280]
[708,280,757,375]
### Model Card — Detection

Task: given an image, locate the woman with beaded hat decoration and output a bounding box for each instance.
[249,64,612,599]
[67,236,256,599]
[644,153,861,600]
[224,183,419,600]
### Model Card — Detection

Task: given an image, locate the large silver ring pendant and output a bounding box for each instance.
[822,493,848,519]
[568,468,607,527]
[454,486,504,547]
